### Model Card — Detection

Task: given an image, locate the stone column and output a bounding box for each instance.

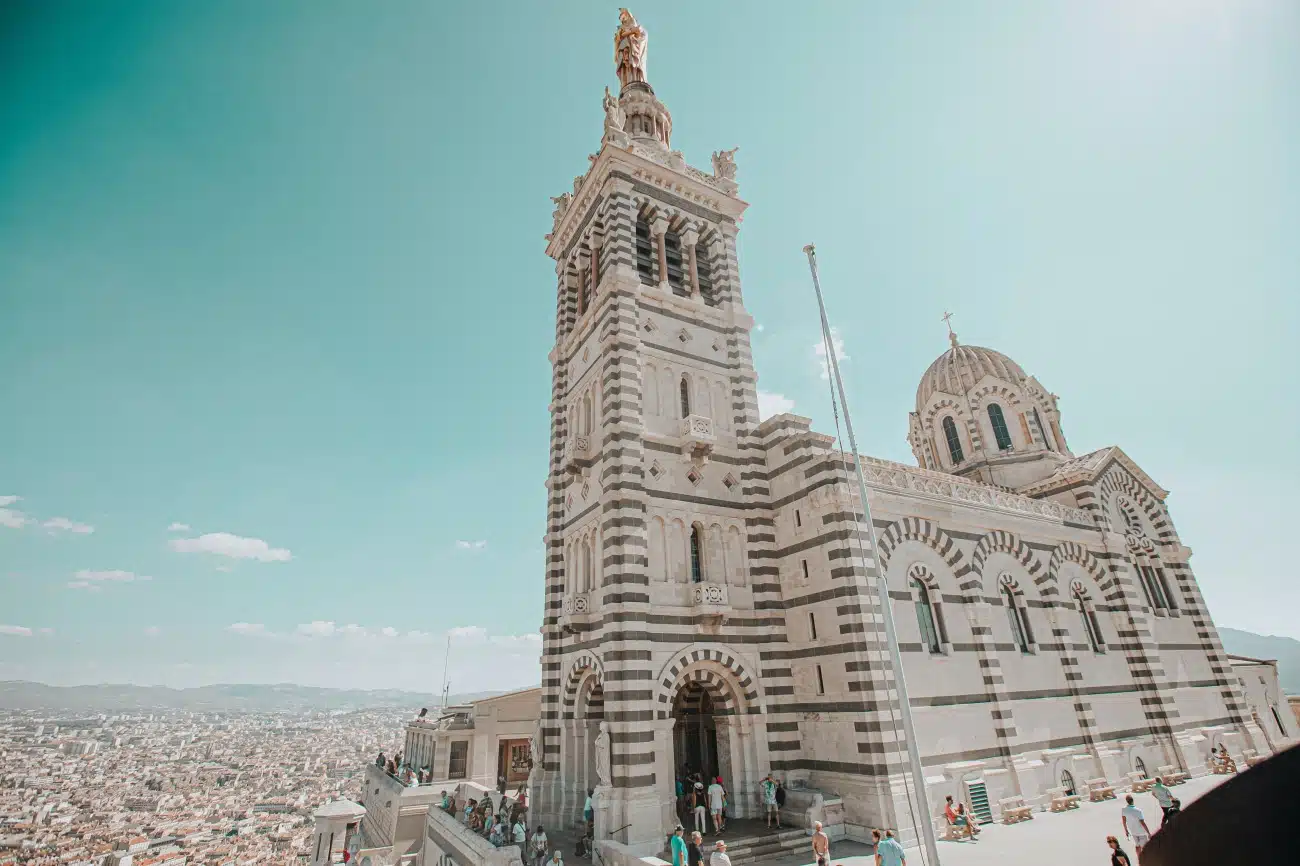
[681,228,701,299]
[651,216,670,292]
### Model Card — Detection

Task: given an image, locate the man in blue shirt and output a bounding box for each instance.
[872,829,905,866]
[670,826,687,866]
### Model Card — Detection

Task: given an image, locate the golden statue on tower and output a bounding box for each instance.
[614,9,648,91]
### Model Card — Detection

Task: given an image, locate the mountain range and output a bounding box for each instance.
[0,681,514,713]
[1219,627,1300,693]
[0,626,1294,712]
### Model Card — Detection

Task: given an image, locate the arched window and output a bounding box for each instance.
[1154,566,1178,611]
[634,215,655,285]
[679,377,692,417]
[696,244,716,305]
[1134,756,1147,778]
[579,263,592,315]
[689,526,703,583]
[987,403,1013,451]
[581,394,592,437]
[1060,769,1076,797]
[911,578,943,654]
[1137,564,1168,610]
[1075,590,1105,653]
[941,417,964,464]
[663,229,687,296]
[1003,584,1033,654]
[1032,407,1053,452]
[582,539,593,594]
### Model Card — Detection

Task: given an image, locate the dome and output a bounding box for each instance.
[915,343,1028,413]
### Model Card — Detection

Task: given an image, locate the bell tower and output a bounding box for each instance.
[532,9,768,853]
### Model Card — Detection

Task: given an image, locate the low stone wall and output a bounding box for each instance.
[596,840,670,866]
[420,805,523,866]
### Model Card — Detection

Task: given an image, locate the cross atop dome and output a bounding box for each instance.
[942,310,958,348]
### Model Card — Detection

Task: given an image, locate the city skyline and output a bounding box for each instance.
[3,0,1298,690]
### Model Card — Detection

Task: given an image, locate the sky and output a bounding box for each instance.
[1,1,1297,691]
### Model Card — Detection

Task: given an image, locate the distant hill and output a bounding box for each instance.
[1219,628,1300,693]
[0,681,516,713]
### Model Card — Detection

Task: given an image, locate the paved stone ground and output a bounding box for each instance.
[816,775,1226,866]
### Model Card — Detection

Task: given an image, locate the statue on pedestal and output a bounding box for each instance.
[614,9,648,91]
[594,721,612,788]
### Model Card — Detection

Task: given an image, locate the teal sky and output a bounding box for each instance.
[2,1,1297,690]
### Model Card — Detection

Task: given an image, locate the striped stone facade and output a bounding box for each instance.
[533,29,1267,852]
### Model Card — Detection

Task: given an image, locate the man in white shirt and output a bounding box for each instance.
[706,777,725,833]
[709,840,731,866]
[1121,794,1153,855]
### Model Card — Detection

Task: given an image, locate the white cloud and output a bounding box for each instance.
[337,624,369,638]
[167,522,191,532]
[70,569,151,589]
[143,626,161,637]
[813,327,849,380]
[448,625,487,640]
[380,627,398,638]
[42,517,94,535]
[455,540,488,550]
[0,497,28,529]
[169,532,292,562]
[296,621,336,638]
[38,628,54,637]
[757,391,795,420]
[226,622,268,636]
[0,625,33,637]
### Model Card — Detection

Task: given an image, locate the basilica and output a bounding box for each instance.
[531,10,1286,853]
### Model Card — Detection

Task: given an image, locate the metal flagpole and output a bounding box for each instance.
[803,244,941,866]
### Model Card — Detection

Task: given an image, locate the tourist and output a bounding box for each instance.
[693,783,707,835]
[710,840,731,866]
[513,815,528,847]
[670,826,687,866]
[872,829,905,866]
[775,778,787,813]
[676,776,686,823]
[531,826,549,866]
[811,821,830,866]
[1151,778,1174,826]
[550,850,563,866]
[1106,835,1132,866]
[689,831,705,866]
[584,788,595,833]
[1163,796,1182,826]
[376,751,385,767]
[1120,795,1152,857]
[489,822,506,847]
[707,777,725,833]
[515,782,528,809]
[761,773,779,828]
[954,803,978,838]
[418,707,428,719]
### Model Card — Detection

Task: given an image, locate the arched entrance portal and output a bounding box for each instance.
[656,655,765,831]
[674,681,720,781]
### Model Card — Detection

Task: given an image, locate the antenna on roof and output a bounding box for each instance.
[439,634,451,710]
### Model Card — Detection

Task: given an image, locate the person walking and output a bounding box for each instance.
[670,826,688,866]
[1151,778,1174,827]
[1106,836,1133,866]
[584,788,595,834]
[692,783,707,835]
[530,826,549,866]
[707,777,725,833]
[688,831,705,866]
[811,821,830,866]
[709,840,731,866]
[512,815,528,847]
[760,774,779,828]
[872,829,905,866]
[1121,795,1152,857]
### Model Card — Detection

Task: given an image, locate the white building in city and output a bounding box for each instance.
[529,9,1284,854]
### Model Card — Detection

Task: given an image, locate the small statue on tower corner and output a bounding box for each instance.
[614,9,648,91]
[602,86,625,133]
[711,147,739,181]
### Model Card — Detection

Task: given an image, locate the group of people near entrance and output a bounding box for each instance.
[676,769,732,834]
[668,820,907,866]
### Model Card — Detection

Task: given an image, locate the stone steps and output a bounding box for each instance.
[662,829,809,866]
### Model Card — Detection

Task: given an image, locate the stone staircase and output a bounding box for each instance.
[719,828,810,864]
